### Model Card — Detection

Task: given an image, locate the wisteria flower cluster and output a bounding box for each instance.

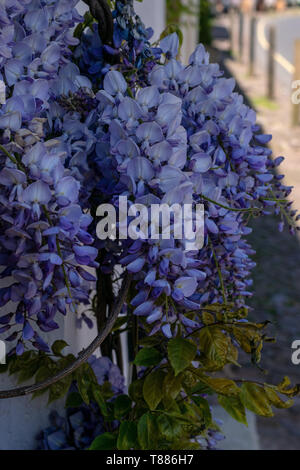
[0,0,97,353]
[88,38,297,339]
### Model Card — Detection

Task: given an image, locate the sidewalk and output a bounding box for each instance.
[210,13,300,450]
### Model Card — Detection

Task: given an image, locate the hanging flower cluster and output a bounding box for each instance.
[87,36,297,338]
[0,0,97,353]
[0,0,297,355]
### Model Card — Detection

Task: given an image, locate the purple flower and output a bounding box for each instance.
[160,33,179,59]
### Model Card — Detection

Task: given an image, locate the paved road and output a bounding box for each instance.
[256,12,300,86]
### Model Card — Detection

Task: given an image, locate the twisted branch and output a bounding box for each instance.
[0,273,132,399]
[82,0,114,45]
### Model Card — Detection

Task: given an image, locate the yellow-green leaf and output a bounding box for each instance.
[199,327,229,367]
[201,376,240,396]
[202,311,215,325]
[218,394,248,425]
[241,382,273,417]
[264,385,294,409]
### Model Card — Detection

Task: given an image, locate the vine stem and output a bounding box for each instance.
[0,273,132,399]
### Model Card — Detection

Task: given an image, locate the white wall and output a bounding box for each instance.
[134,0,166,41]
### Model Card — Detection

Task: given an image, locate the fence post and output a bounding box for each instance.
[267,26,275,100]
[238,11,244,62]
[292,40,300,126]
[248,16,256,76]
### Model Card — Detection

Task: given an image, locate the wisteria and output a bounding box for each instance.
[0,0,297,354]
[0,0,299,453]
[0,0,97,353]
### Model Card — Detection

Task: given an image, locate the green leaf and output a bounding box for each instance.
[51,340,68,357]
[129,379,144,402]
[17,358,40,383]
[65,392,83,408]
[89,433,117,450]
[180,402,203,426]
[137,412,158,450]
[241,382,274,417]
[143,370,165,410]
[76,364,92,404]
[48,376,72,404]
[168,338,197,376]
[134,348,163,367]
[156,413,183,441]
[92,384,109,416]
[218,394,248,425]
[192,396,212,427]
[113,394,132,419]
[117,421,137,450]
[163,371,183,402]
[35,365,53,383]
